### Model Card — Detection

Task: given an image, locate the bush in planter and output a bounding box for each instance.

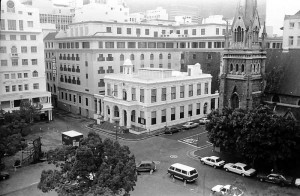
[14,159,21,167]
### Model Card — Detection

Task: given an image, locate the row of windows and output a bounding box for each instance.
[107,83,209,102]
[5,83,39,92]
[59,92,87,106]
[60,64,81,73]
[46,72,55,81]
[289,22,300,29]
[59,75,81,85]
[2,7,32,15]
[0,19,34,31]
[3,71,38,80]
[58,53,80,61]
[44,42,54,49]
[288,36,300,46]
[97,53,172,62]
[0,46,37,53]
[0,59,38,66]
[229,63,260,74]
[0,34,36,41]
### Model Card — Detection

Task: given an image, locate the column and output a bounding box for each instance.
[119,109,124,126]
[96,98,100,114]
[126,109,131,128]
[104,104,108,121]
[109,108,113,123]
[215,97,219,110]
[100,100,104,116]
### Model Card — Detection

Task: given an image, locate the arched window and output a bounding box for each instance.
[140,54,144,60]
[11,46,17,53]
[230,63,233,72]
[114,106,119,117]
[298,100,300,106]
[272,95,280,103]
[150,54,154,60]
[159,53,163,59]
[235,64,239,72]
[241,64,245,73]
[203,103,208,114]
[32,70,38,77]
[237,26,242,42]
[231,93,239,109]
[120,54,124,61]
[53,84,56,93]
[130,54,134,60]
[168,53,171,59]
[257,63,260,73]
[253,64,256,73]
[47,83,50,92]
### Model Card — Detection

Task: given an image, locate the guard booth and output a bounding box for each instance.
[62,130,83,146]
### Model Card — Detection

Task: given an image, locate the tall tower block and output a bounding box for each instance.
[219,0,267,110]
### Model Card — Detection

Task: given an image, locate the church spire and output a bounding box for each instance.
[261,21,267,50]
[225,19,230,49]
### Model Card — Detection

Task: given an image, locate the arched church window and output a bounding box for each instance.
[235,64,239,73]
[230,64,233,72]
[241,64,245,73]
[253,64,256,73]
[257,64,260,73]
[237,26,242,42]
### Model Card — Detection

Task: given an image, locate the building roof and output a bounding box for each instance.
[284,10,300,20]
[62,130,83,137]
[170,163,196,171]
[265,49,300,97]
[44,32,58,41]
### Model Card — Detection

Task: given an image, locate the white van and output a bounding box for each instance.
[167,163,198,182]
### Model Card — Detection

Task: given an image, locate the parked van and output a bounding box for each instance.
[167,163,198,182]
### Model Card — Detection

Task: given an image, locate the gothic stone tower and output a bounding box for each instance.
[219,0,267,110]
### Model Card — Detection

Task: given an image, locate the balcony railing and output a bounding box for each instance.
[72,68,75,72]
[10,53,19,58]
[76,57,80,61]
[76,69,80,73]
[77,80,81,85]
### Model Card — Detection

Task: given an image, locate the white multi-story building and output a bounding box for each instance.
[282,11,300,51]
[145,7,168,21]
[0,0,53,120]
[99,61,218,131]
[74,0,129,23]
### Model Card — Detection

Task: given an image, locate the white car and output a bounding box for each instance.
[199,117,210,124]
[200,156,225,168]
[211,184,244,196]
[182,122,199,129]
[295,178,300,189]
[223,162,256,177]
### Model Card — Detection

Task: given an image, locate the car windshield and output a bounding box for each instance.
[190,169,197,175]
[243,165,251,170]
[215,158,222,162]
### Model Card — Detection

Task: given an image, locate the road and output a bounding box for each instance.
[1,113,299,196]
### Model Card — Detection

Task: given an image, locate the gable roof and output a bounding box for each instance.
[44,32,58,41]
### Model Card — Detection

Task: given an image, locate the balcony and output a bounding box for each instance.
[97,57,105,61]
[72,79,76,84]
[60,67,63,71]
[67,68,71,72]
[106,57,114,61]
[60,78,63,82]
[76,57,80,61]
[71,57,75,61]
[64,67,67,71]
[76,69,80,73]
[107,69,114,73]
[72,68,75,72]
[68,79,71,83]
[98,70,105,74]
[10,53,19,58]
[77,80,81,85]
[63,56,66,60]
[67,56,70,60]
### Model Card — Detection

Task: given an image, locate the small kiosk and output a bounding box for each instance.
[62,130,83,146]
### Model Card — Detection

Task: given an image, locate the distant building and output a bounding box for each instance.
[21,0,74,31]
[168,3,200,24]
[129,12,145,23]
[74,0,129,23]
[174,16,193,25]
[0,0,53,120]
[282,10,300,51]
[100,61,218,131]
[145,7,168,21]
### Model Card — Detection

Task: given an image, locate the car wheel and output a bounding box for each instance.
[280,182,285,187]
[225,168,229,172]
[213,165,217,169]
[201,161,204,165]
[242,173,245,177]
[260,178,264,182]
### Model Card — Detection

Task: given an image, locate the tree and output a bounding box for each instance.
[38,131,137,196]
[19,100,42,123]
[206,106,297,170]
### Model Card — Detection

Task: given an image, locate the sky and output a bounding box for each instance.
[54,0,300,36]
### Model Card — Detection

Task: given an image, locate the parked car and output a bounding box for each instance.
[182,122,199,129]
[167,163,198,183]
[223,162,256,177]
[164,126,181,135]
[211,184,244,196]
[136,161,156,173]
[257,173,294,187]
[199,117,210,125]
[200,156,225,168]
[0,171,9,180]
[295,178,300,188]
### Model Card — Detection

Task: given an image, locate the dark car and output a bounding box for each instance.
[164,126,181,135]
[257,173,294,186]
[0,171,9,180]
[136,161,156,173]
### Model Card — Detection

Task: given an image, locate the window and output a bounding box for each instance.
[20,35,26,40]
[1,60,8,66]
[24,73,28,78]
[171,87,176,100]
[159,53,163,59]
[11,73,16,79]
[0,34,5,40]
[82,42,90,48]
[140,54,144,60]
[31,46,37,53]
[168,53,171,59]
[208,42,212,48]
[117,27,122,34]
[184,29,188,34]
[188,104,193,116]
[171,108,175,120]
[98,41,103,48]
[161,109,166,123]
[105,42,114,48]
[289,22,295,28]
[0,47,6,53]
[33,83,39,89]
[197,83,201,95]
[32,70,38,77]
[10,35,16,40]
[201,28,205,35]
[132,88,136,101]
[192,29,196,35]
[17,73,22,78]
[24,84,28,90]
[199,42,206,48]
[189,84,193,97]
[289,36,294,46]
[203,103,208,114]
[176,30,180,34]
[297,36,300,46]
[127,28,131,34]
[5,86,10,92]
[168,62,171,69]
[31,59,37,65]
[145,29,149,35]
[151,89,157,103]
[140,89,144,103]
[8,20,16,30]
[128,42,136,48]
[151,111,156,125]
[27,21,33,27]
[12,59,18,66]
[130,54,134,60]
[205,83,209,94]
[138,42,147,48]
[117,42,125,48]
[196,103,200,115]
[161,88,166,101]
[73,95,76,103]
[18,85,22,91]
[216,28,219,35]
[79,96,82,103]
[30,35,36,40]
[148,42,156,48]
[180,106,184,118]
[21,46,27,53]
[193,54,196,59]
[0,19,5,30]
[4,74,9,79]
[86,98,89,106]
[106,27,111,32]
[180,86,184,98]
[28,12,32,15]
[21,59,28,66]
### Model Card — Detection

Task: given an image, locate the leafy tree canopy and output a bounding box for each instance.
[38,131,137,196]
[206,106,297,170]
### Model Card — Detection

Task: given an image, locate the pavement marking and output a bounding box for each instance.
[153,161,160,164]
[170,155,178,158]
